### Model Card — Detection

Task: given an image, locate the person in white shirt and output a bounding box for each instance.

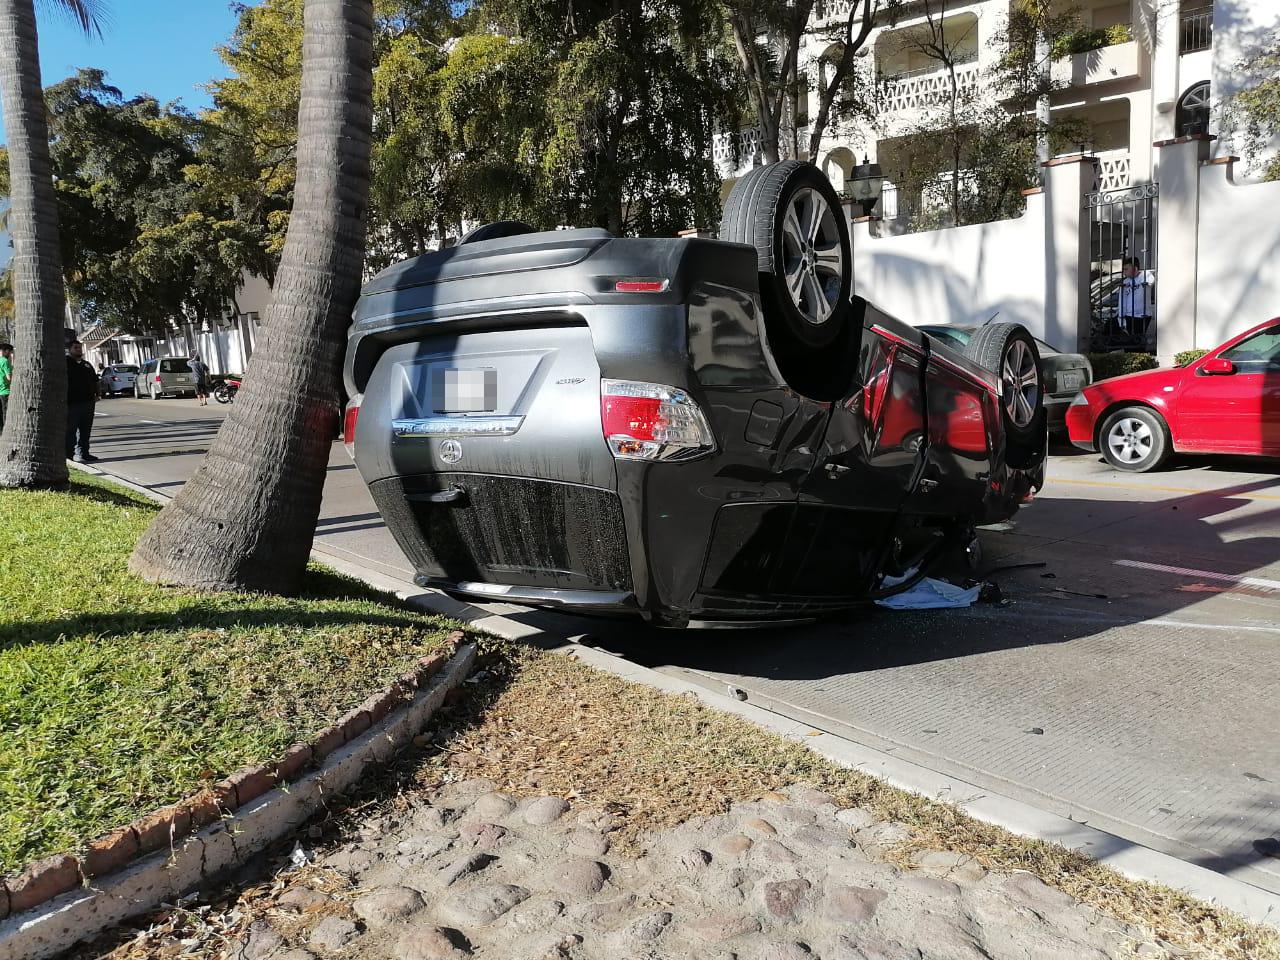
[1115,256,1155,346]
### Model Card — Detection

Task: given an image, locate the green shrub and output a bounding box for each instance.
[1052,23,1133,58]
[1174,349,1209,367]
[1086,351,1158,380]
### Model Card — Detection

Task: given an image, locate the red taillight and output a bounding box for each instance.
[602,395,665,442]
[342,398,361,460]
[614,279,668,293]
[600,380,714,461]
[154,375,162,384]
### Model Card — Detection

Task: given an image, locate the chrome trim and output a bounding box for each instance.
[423,579,637,610]
[392,415,525,438]
[929,351,999,394]
[872,323,1000,393]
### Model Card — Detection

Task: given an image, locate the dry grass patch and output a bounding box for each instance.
[402,641,1278,960]
[75,638,1277,960]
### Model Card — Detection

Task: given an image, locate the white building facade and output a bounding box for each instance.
[719,0,1266,205]
[714,0,1280,359]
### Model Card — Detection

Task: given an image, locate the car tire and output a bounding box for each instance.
[962,322,1046,452]
[459,220,537,244]
[720,160,853,352]
[727,160,855,399]
[1099,406,1170,472]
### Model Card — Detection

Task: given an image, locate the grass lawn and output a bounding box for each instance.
[0,474,456,875]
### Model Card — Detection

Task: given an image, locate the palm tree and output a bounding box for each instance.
[0,0,105,488]
[130,0,373,592]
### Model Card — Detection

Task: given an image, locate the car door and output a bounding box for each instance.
[791,305,928,596]
[1178,327,1280,453]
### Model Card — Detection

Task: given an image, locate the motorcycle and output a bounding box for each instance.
[213,376,242,404]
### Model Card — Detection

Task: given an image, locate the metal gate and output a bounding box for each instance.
[1086,181,1159,352]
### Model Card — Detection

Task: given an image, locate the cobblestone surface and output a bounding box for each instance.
[233,781,1164,959]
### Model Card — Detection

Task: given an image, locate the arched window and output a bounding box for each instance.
[1175,81,1210,137]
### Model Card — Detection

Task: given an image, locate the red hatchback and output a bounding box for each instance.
[1067,317,1280,471]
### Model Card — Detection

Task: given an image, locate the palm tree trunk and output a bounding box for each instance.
[0,0,69,488]
[130,0,373,593]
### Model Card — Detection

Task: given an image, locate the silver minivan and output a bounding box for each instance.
[134,357,196,399]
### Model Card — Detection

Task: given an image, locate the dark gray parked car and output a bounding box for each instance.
[916,325,1093,433]
[343,161,1047,627]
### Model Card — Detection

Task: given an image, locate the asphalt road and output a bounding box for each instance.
[87,396,1280,899]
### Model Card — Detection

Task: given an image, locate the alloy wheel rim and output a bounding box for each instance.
[781,187,844,327]
[1000,339,1040,428]
[1107,417,1153,463]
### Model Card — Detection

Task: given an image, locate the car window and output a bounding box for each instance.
[119,365,139,373]
[922,328,970,351]
[160,359,192,373]
[1222,329,1280,367]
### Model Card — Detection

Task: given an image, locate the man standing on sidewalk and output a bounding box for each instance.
[66,340,100,463]
[0,343,12,432]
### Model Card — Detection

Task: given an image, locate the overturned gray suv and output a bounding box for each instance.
[343,161,1047,627]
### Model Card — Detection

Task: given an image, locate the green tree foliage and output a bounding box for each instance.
[467,0,732,235]
[196,0,306,266]
[33,70,253,331]
[211,0,731,266]
[885,0,1088,232]
[1223,33,1280,181]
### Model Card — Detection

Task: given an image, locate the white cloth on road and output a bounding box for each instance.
[875,574,981,610]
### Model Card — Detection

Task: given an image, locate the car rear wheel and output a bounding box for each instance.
[1099,406,1170,472]
[720,161,855,400]
[720,161,852,350]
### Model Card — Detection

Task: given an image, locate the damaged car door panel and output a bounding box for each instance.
[343,162,1046,627]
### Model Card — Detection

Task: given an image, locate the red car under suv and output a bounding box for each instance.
[1067,316,1280,472]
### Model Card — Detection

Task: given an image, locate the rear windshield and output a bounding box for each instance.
[114,365,139,373]
[160,359,192,373]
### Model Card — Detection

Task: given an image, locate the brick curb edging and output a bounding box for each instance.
[0,639,478,960]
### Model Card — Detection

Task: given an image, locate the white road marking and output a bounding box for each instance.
[1114,558,1280,592]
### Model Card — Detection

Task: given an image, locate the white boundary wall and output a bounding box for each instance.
[851,194,1052,342]
[1194,161,1280,348]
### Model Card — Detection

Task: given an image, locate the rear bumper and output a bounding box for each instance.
[1045,395,1072,431]
[1065,400,1098,451]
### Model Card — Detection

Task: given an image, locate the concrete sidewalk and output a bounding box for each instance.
[82,398,1280,922]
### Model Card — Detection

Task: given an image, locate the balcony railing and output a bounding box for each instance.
[876,51,978,85]
[1095,151,1132,192]
[1179,6,1213,54]
[876,61,980,114]
[712,125,812,177]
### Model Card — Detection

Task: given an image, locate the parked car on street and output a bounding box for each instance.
[1067,316,1280,471]
[99,363,139,397]
[343,161,1048,627]
[133,357,197,399]
[917,325,1092,434]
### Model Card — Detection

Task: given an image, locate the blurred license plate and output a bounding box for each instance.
[1057,371,1083,392]
[435,368,497,413]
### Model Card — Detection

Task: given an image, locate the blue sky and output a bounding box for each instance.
[2,1,245,269]
[1,0,243,142]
